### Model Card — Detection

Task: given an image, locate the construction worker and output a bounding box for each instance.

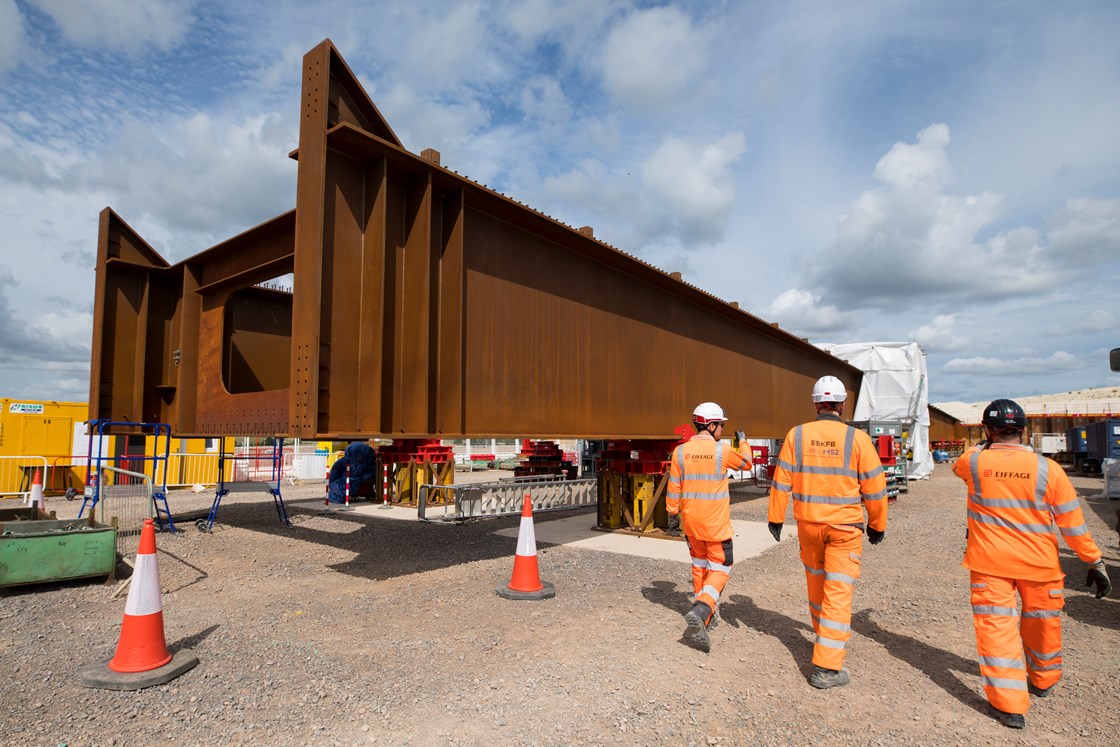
[767,375,888,689]
[666,402,752,652]
[952,398,1111,730]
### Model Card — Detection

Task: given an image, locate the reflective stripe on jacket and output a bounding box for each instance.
[666,432,750,542]
[951,442,1102,581]
[767,414,888,530]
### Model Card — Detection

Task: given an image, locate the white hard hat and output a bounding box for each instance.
[811,376,847,403]
[692,402,728,424]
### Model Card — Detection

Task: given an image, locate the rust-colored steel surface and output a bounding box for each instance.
[89,40,862,439]
[928,405,966,442]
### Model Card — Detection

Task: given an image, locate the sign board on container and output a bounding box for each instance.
[8,403,45,414]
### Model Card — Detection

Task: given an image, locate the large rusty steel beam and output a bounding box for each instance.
[88,39,862,439]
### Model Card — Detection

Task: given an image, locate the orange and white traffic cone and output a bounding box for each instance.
[79,518,199,690]
[27,469,45,510]
[497,494,555,600]
[109,518,172,672]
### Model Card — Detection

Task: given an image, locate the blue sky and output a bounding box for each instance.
[1,0,1118,409]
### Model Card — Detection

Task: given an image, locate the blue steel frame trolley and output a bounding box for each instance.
[78,420,178,532]
[199,439,291,532]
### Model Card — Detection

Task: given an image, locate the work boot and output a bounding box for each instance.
[990,706,1025,729]
[808,666,850,689]
[683,607,711,653]
[1028,682,1053,698]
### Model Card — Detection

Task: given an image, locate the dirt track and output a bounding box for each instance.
[2,466,1118,746]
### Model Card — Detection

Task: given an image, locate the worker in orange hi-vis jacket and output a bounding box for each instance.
[952,398,1111,731]
[666,402,752,653]
[767,376,888,690]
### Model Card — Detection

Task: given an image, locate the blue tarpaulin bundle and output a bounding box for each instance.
[328,442,379,503]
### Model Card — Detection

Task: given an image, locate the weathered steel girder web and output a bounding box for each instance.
[88,40,861,440]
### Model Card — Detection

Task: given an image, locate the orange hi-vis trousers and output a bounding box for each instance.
[798,522,861,670]
[970,572,1064,715]
[687,536,733,622]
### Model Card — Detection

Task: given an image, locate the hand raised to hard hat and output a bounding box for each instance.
[1086,560,1111,599]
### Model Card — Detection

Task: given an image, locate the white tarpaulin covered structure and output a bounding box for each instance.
[819,341,933,480]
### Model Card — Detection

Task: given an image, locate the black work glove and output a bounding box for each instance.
[767,522,782,542]
[1086,560,1111,599]
[667,513,681,536]
[867,527,885,545]
[735,430,746,445]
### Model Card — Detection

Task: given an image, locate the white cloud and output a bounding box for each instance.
[503,0,619,42]
[381,82,490,157]
[67,110,297,250]
[1083,309,1117,332]
[1045,308,1116,337]
[39,376,92,400]
[873,123,951,193]
[540,157,635,234]
[908,314,968,353]
[29,0,194,54]
[764,288,858,336]
[1046,196,1120,264]
[519,76,571,134]
[942,350,1087,375]
[0,265,90,365]
[0,0,23,72]
[535,131,746,252]
[806,123,1071,309]
[641,133,746,244]
[254,41,306,91]
[396,3,488,86]
[602,6,708,113]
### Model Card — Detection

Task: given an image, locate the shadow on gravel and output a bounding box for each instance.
[850,608,987,716]
[729,482,770,506]
[720,594,818,680]
[194,501,560,582]
[639,580,711,652]
[169,623,220,651]
[156,547,209,594]
[0,575,113,597]
[639,582,818,667]
[1075,493,1120,545]
[640,579,686,610]
[1063,594,1119,631]
[1057,548,1119,630]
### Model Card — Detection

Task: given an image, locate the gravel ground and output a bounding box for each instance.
[2,466,1118,746]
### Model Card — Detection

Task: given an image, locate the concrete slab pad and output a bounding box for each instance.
[493,516,789,563]
[290,501,419,521]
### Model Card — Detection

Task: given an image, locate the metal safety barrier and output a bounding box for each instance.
[417,476,597,522]
[199,442,290,531]
[48,450,300,491]
[0,455,50,500]
[96,466,153,561]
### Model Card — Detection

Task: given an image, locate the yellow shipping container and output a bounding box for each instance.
[0,398,92,497]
